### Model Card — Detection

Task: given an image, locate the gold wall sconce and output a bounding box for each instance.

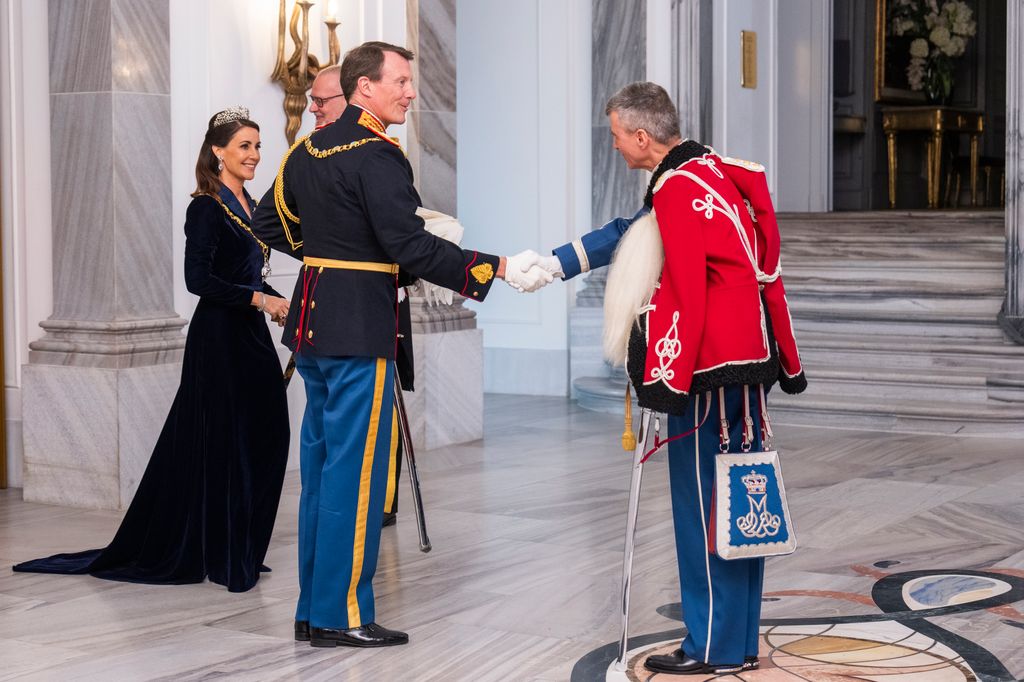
[272,1,341,144]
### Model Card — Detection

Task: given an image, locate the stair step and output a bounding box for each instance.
[793,317,1010,342]
[786,266,1003,289]
[789,292,1002,318]
[800,367,995,403]
[770,392,1024,436]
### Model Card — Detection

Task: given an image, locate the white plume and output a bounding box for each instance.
[602,210,664,366]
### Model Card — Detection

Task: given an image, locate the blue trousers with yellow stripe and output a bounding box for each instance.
[667,385,765,664]
[294,353,394,629]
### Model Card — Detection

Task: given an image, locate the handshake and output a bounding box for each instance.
[503,250,564,293]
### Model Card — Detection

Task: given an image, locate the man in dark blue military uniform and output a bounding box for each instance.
[253,41,549,648]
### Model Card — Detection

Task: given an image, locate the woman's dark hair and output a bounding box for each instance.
[191,114,260,197]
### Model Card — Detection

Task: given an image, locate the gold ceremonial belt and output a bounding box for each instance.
[303,257,399,275]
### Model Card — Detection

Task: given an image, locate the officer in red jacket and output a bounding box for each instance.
[604,82,806,675]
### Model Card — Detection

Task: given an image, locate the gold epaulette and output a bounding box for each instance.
[721,156,765,172]
[274,134,307,251]
[357,110,401,148]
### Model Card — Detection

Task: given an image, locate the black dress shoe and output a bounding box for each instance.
[294,620,310,642]
[309,622,409,648]
[643,649,743,675]
[382,511,397,527]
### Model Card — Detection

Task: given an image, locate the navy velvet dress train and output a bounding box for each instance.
[13,187,290,592]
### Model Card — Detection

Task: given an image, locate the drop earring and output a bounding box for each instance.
[217,157,224,172]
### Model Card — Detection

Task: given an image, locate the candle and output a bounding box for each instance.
[325,0,337,23]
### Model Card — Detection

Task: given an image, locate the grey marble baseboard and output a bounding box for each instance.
[22,362,181,510]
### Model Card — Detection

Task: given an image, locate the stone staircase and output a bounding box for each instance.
[771,210,1024,435]
[571,209,1024,435]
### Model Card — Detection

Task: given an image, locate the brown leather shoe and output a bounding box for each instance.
[309,622,409,648]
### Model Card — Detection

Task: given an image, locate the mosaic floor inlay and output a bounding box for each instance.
[575,567,1023,681]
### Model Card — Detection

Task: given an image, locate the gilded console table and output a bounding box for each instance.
[881,106,984,209]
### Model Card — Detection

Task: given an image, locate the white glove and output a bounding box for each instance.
[504,250,554,293]
[537,254,564,278]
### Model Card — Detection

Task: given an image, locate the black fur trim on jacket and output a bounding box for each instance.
[626,298,803,415]
[778,370,807,394]
[643,140,711,209]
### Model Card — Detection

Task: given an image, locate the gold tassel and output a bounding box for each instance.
[621,383,637,451]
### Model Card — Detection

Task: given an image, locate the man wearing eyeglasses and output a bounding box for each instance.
[308,65,347,128]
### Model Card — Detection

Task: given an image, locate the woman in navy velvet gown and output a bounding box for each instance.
[13,108,291,592]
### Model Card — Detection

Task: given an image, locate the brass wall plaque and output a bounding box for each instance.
[741,30,757,89]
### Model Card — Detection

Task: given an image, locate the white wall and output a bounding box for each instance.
[458,0,591,396]
[711,0,778,193]
[776,0,832,211]
[1,0,53,488]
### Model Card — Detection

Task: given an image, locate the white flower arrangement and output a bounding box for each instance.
[888,0,976,97]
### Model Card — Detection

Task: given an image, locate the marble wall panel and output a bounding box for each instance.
[591,0,645,226]
[111,0,170,95]
[113,92,174,318]
[408,0,456,211]
[49,0,112,94]
[409,110,457,215]
[412,0,456,114]
[592,0,645,126]
[50,93,115,321]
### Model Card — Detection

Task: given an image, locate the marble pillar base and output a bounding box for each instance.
[997,310,1024,345]
[22,361,181,510]
[29,316,186,368]
[568,305,606,398]
[404,328,483,451]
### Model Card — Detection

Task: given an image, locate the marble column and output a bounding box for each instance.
[404,0,483,448]
[569,0,646,409]
[22,0,185,509]
[1000,0,1024,344]
[673,0,712,142]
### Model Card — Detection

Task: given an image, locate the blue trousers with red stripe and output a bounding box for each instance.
[667,385,765,664]
[294,353,394,629]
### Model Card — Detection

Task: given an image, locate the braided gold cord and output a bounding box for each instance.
[274,135,306,250]
[303,136,381,159]
[211,196,270,264]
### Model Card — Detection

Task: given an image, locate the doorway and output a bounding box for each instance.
[833,0,1006,210]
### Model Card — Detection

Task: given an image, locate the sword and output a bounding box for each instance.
[614,407,654,671]
[393,370,432,553]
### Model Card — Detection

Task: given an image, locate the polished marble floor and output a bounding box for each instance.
[1,395,1022,681]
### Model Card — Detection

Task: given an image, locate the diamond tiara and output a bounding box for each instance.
[212,106,251,128]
